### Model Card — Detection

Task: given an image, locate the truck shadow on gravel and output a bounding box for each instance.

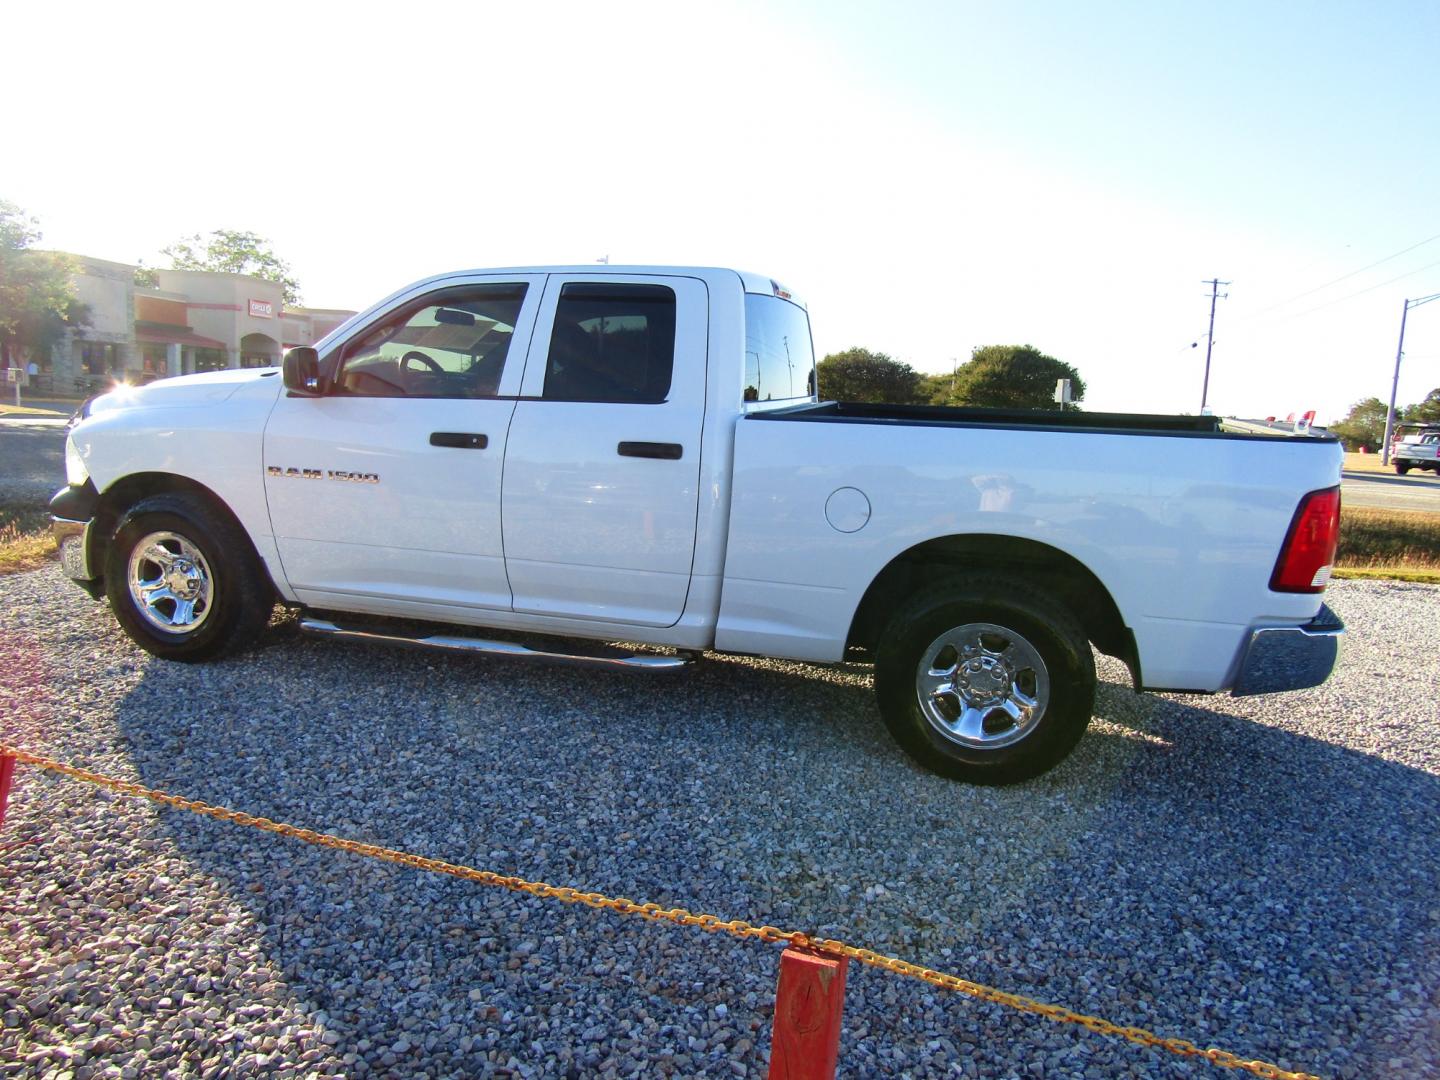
[102,621,1439,1079]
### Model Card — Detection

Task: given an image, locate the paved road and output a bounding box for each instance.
[1341,468,1440,512]
[0,421,65,509]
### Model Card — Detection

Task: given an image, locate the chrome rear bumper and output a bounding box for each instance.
[1232,604,1344,696]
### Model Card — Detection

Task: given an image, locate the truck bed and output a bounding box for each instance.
[718,398,1344,687]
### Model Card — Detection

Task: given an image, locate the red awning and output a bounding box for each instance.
[134,323,227,350]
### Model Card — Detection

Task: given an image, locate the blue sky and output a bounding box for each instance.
[8,0,1439,422]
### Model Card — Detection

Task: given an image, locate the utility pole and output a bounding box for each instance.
[1381,291,1440,465]
[1200,278,1230,413]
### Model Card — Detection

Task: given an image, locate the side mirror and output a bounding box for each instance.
[282,347,324,395]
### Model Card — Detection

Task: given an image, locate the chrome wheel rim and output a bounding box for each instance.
[127,531,215,635]
[914,622,1049,749]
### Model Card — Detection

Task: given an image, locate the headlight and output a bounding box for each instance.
[65,435,89,486]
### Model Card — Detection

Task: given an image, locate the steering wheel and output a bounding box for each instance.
[400,350,443,374]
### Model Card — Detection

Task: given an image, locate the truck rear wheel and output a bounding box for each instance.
[874,576,1095,784]
[1396,462,1412,475]
[104,493,273,662]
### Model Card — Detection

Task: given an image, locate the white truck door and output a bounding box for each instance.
[263,276,544,612]
[501,274,708,627]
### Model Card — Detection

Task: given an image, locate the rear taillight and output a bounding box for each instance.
[1270,487,1340,593]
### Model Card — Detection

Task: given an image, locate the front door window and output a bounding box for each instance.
[336,285,528,399]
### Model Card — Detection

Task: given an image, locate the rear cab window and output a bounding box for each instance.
[743,292,816,405]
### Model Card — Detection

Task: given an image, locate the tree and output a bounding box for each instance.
[0,200,42,251]
[918,371,960,404]
[816,347,923,403]
[162,229,301,305]
[1405,388,1440,425]
[939,344,1086,410]
[1329,397,1394,450]
[0,200,88,368]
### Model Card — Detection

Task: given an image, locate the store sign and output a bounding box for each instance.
[249,299,275,318]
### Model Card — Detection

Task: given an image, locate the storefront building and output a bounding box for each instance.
[40,255,355,393]
[63,256,137,390]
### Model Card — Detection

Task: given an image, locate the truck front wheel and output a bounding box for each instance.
[874,576,1095,784]
[104,493,273,662]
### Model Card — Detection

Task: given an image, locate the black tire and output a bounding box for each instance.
[874,575,1095,785]
[1396,463,1412,475]
[104,492,273,662]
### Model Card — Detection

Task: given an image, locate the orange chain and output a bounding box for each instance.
[0,745,1321,1080]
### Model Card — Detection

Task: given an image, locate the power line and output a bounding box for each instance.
[1286,256,1440,320]
[1242,229,1440,321]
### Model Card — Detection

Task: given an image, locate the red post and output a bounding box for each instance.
[768,946,849,1080]
[0,752,14,833]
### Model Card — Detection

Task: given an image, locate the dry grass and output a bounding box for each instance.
[1336,506,1440,576]
[0,508,55,575]
[1336,457,1440,582]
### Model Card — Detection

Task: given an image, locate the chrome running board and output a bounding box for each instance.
[298,616,692,672]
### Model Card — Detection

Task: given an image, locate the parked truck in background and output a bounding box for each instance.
[53,266,1345,784]
[1392,423,1440,475]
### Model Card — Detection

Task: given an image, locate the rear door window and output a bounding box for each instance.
[541,283,676,403]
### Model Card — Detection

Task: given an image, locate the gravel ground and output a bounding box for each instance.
[2,567,1438,1079]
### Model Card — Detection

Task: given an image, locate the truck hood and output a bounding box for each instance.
[85,368,281,417]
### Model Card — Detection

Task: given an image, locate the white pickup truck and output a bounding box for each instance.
[1392,423,1440,475]
[53,265,1344,784]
